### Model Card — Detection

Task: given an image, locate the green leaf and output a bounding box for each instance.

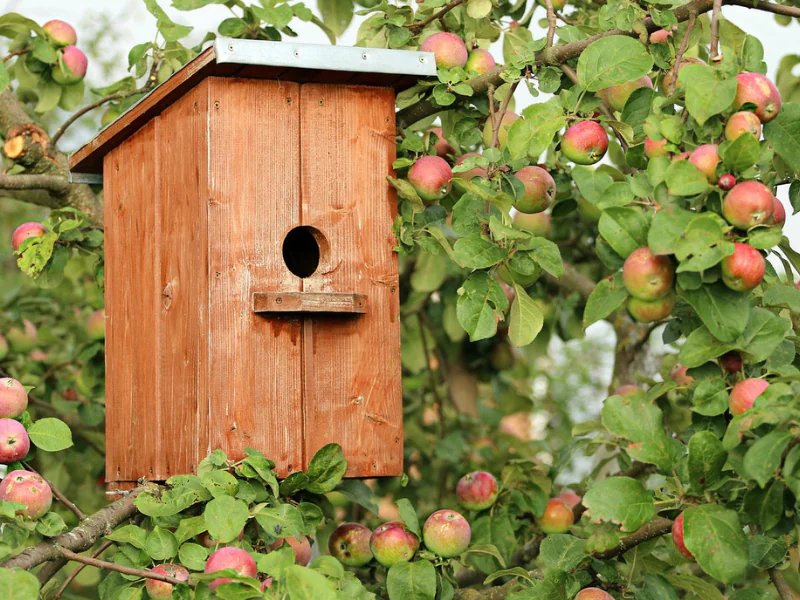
[257,545,294,580]
[396,498,420,537]
[145,527,178,560]
[664,574,725,600]
[691,379,730,416]
[673,215,735,273]
[584,273,628,327]
[466,514,515,573]
[684,505,748,583]
[598,207,649,258]
[201,470,238,498]
[647,207,695,255]
[509,99,566,160]
[318,0,354,37]
[538,535,588,571]
[722,133,761,172]
[764,102,800,175]
[467,0,493,18]
[601,395,677,470]
[0,568,38,600]
[205,496,249,543]
[456,272,509,342]
[739,307,793,363]
[282,564,336,598]
[143,0,193,40]
[571,166,613,206]
[35,512,66,537]
[517,238,564,278]
[665,160,710,196]
[106,524,148,549]
[743,482,784,531]
[254,503,304,540]
[335,479,379,515]
[386,560,436,600]
[621,87,654,141]
[35,80,61,114]
[178,543,209,571]
[688,431,727,489]
[27,418,73,452]
[583,477,655,532]
[677,283,750,343]
[678,65,737,125]
[749,535,787,568]
[171,0,228,8]
[305,443,347,493]
[577,36,654,92]
[453,235,508,268]
[509,284,544,347]
[743,431,792,488]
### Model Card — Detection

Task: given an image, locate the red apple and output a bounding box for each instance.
[627,292,675,322]
[204,547,257,592]
[0,378,27,419]
[145,563,190,599]
[420,32,468,69]
[270,536,311,566]
[556,489,582,509]
[649,27,676,44]
[454,152,487,181]
[538,498,574,534]
[11,223,46,252]
[514,166,555,214]
[408,155,452,202]
[426,127,455,159]
[329,523,373,567]
[43,20,77,47]
[718,174,736,191]
[614,384,641,396]
[672,512,695,560]
[0,470,52,519]
[735,72,782,123]
[369,521,420,567]
[722,181,774,229]
[772,197,786,228]
[721,242,765,291]
[644,137,668,158]
[719,351,743,373]
[513,212,552,237]
[622,247,674,300]
[729,377,769,415]
[671,364,694,386]
[457,471,499,511]
[86,309,105,340]
[52,46,88,85]
[423,509,471,558]
[725,111,762,141]
[465,49,496,74]
[482,111,520,150]
[597,76,653,112]
[672,151,691,162]
[575,589,614,600]
[0,418,29,464]
[561,121,608,165]
[689,144,720,183]
[7,320,37,353]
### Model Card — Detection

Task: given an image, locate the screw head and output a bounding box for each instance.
[275,297,282,304]
[228,43,234,51]
[361,53,368,60]
[419,57,426,63]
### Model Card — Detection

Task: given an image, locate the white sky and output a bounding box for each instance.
[9,0,800,250]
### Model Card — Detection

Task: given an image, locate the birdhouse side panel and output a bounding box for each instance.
[298,84,402,477]
[206,77,305,475]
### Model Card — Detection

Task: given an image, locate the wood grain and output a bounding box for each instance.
[206,77,304,476]
[253,292,367,314]
[298,84,403,477]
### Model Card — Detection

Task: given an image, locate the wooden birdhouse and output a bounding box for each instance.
[69,38,436,493]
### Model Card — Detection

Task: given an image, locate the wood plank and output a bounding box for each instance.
[298,84,403,477]
[206,77,304,476]
[253,292,367,314]
[103,119,162,485]
[157,82,209,480]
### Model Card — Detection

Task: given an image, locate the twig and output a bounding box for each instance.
[710,0,723,62]
[769,567,794,600]
[727,0,800,17]
[490,81,518,149]
[591,518,675,559]
[54,541,114,598]
[60,548,196,588]
[405,0,468,31]
[670,10,696,95]
[2,48,30,63]
[51,87,150,146]
[544,0,558,48]
[21,461,86,521]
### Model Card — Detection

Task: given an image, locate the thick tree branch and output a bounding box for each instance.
[0,486,147,570]
[36,558,67,586]
[0,174,71,194]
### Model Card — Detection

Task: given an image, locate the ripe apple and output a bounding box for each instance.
[614,384,641,396]
[722,181,774,229]
[7,320,37,353]
[717,174,736,191]
[689,144,720,183]
[482,111,520,150]
[425,127,455,159]
[561,121,608,165]
[513,212,552,238]
[11,222,46,252]
[408,155,452,202]
[457,471,499,510]
[597,76,653,112]
[454,152,487,181]
[538,498,574,534]
[145,563,190,599]
[420,32,468,69]
[52,46,88,85]
[270,536,311,566]
[0,470,52,519]
[644,137,668,158]
[86,309,105,340]
[735,72,782,123]
[575,589,614,600]
[719,351,743,373]
[513,166,555,214]
[0,378,28,418]
[671,512,695,560]
[622,247,674,300]
[43,20,77,47]
[671,364,694,386]
[204,547,257,592]
[649,27,676,44]
[556,489,581,509]
[772,197,786,228]
[725,111,762,141]
[721,242,765,292]
[0,418,30,464]
[423,510,471,558]
[369,521,419,567]
[627,291,675,322]
[729,377,769,415]
[465,49,496,74]
[329,523,373,567]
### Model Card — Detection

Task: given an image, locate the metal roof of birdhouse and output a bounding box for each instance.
[69,37,436,177]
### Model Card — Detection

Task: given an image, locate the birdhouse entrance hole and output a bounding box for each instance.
[282,226,328,278]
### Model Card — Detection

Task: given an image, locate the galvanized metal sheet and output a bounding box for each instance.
[214,37,437,77]
[68,171,103,185]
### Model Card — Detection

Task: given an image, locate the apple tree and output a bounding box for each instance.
[2,0,800,598]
